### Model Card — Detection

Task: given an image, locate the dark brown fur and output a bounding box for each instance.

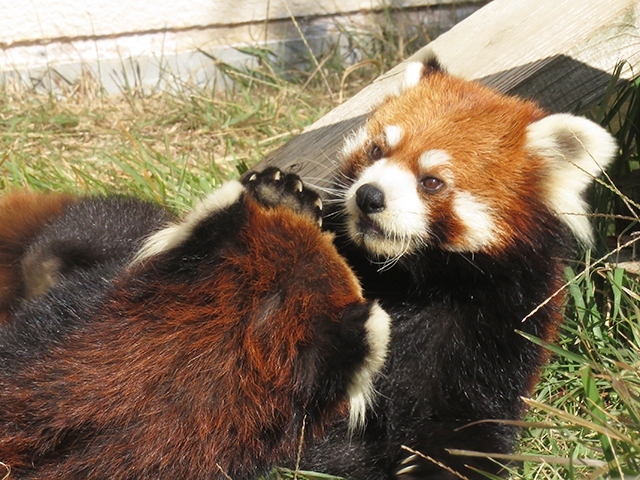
[0,172,389,479]
[0,191,74,324]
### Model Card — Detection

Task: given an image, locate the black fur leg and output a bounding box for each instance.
[243,167,323,226]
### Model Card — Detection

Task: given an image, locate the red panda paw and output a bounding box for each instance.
[243,167,323,226]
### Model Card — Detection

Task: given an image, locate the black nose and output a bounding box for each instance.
[355,184,385,214]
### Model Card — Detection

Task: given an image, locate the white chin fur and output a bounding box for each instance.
[345,160,427,259]
[347,301,391,431]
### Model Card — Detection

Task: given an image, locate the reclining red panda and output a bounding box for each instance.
[295,57,617,478]
[0,169,391,480]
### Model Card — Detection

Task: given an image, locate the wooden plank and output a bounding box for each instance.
[256,0,640,187]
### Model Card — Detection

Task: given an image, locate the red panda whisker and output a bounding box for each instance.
[330,170,357,187]
[316,147,342,168]
[306,185,346,198]
[377,241,411,272]
[322,197,346,205]
[322,209,345,220]
[294,154,341,170]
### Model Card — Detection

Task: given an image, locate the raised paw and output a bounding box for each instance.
[243,167,323,226]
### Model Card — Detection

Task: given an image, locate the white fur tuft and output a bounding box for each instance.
[402,62,424,90]
[132,181,245,264]
[526,114,617,245]
[348,301,391,431]
[448,191,498,252]
[341,126,369,159]
[384,125,403,148]
[418,149,452,171]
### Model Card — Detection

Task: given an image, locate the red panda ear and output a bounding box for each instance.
[526,113,617,245]
[402,54,445,90]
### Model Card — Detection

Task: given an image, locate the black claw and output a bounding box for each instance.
[243,168,323,225]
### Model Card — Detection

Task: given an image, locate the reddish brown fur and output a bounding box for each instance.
[0,191,74,324]
[0,193,371,479]
[345,71,550,255]
[353,71,569,350]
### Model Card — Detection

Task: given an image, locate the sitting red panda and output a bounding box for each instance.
[296,58,617,479]
[0,168,391,480]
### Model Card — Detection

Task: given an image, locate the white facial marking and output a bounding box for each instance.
[418,149,452,171]
[132,181,245,264]
[384,125,403,148]
[346,160,428,258]
[341,126,369,159]
[348,301,390,430]
[448,191,498,252]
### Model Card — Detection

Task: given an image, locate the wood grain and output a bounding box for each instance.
[256,0,640,188]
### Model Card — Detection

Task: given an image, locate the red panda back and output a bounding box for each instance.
[0,170,391,479]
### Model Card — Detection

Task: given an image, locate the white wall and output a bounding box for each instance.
[0,0,485,93]
[1,0,466,43]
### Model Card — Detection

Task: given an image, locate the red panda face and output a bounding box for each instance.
[338,59,617,261]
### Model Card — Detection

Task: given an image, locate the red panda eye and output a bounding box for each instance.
[368,143,384,161]
[421,176,444,192]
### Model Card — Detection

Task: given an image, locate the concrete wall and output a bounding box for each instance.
[0,0,486,93]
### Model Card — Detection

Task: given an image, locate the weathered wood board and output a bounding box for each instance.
[256,0,640,188]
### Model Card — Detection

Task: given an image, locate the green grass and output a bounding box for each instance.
[0,64,331,211]
[1,12,639,480]
[0,13,427,209]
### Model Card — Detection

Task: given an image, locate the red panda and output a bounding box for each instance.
[295,58,618,479]
[0,168,391,480]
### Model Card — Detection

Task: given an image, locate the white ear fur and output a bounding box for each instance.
[526,113,617,245]
[402,62,424,90]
